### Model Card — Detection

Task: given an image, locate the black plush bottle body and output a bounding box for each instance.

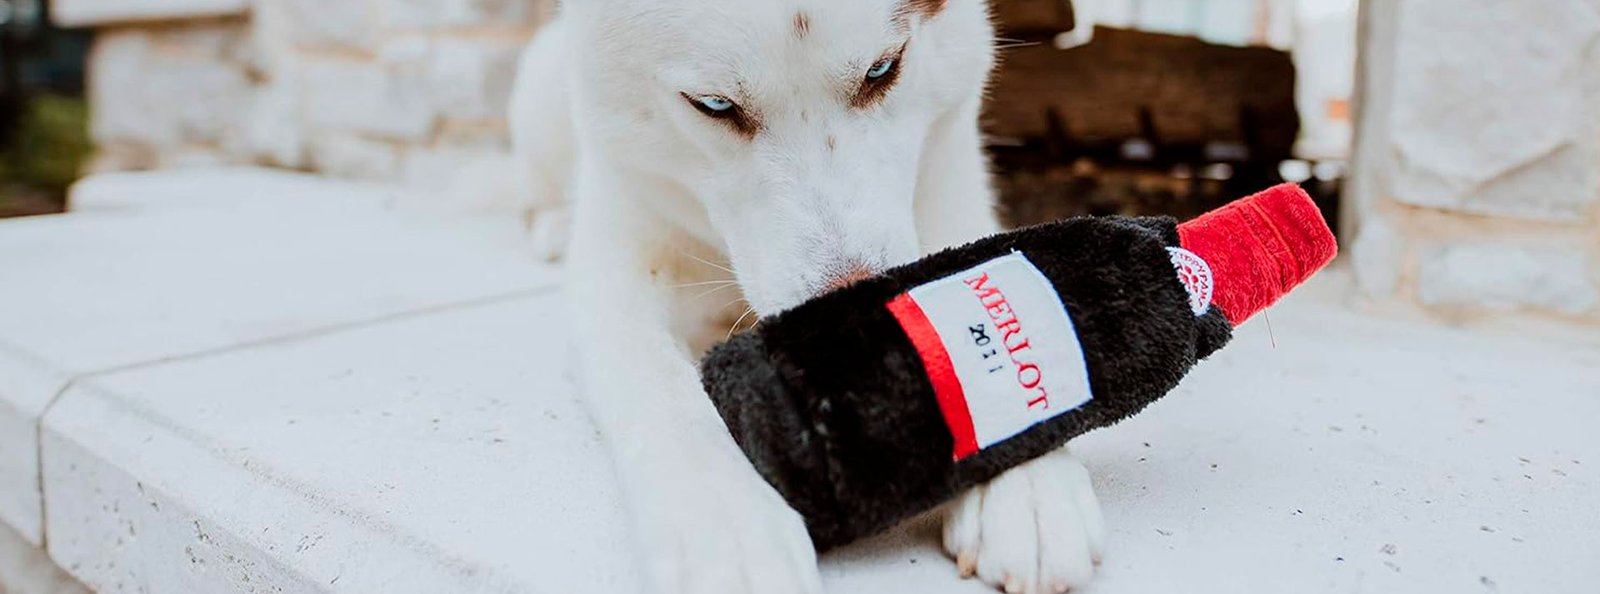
[701,215,1233,550]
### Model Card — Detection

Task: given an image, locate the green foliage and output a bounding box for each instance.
[1,94,90,193]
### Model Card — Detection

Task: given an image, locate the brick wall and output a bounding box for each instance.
[57,0,552,190]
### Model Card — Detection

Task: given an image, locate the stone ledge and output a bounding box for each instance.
[0,522,90,594]
[52,0,249,28]
[31,265,1600,593]
[0,167,558,547]
[37,291,991,593]
[4,169,1599,593]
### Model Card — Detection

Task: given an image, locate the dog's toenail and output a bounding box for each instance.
[1003,575,1024,593]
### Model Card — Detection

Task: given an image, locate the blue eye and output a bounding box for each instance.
[694,95,736,113]
[867,58,896,79]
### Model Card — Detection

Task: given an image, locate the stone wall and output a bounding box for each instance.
[57,0,553,191]
[1348,0,1600,324]
[54,0,1600,326]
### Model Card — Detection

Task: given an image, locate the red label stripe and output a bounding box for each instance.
[887,293,980,460]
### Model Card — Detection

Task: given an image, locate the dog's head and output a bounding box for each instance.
[569,0,995,314]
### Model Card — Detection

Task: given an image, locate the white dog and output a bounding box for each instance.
[505,1,1105,592]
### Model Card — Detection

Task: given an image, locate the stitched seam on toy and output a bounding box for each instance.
[888,293,979,459]
[1248,200,1295,295]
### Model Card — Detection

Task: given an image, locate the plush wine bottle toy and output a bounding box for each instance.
[700,184,1337,550]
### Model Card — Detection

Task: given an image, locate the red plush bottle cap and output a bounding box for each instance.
[1177,184,1338,325]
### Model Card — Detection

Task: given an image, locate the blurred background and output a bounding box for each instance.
[2,0,1597,325]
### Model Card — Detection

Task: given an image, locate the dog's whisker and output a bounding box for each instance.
[727,306,759,340]
[682,252,737,275]
[672,279,738,289]
[993,41,1040,50]
[717,295,749,313]
[689,283,739,301]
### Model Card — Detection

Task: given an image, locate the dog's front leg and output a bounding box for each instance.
[916,96,1107,594]
[565,175,824,594]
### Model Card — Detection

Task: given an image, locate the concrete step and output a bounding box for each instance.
[3,168,1597,593]
[1,168,559,550]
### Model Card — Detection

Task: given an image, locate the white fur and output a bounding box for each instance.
[505,1,1105,592]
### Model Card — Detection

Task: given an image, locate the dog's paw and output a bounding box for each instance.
[523,205,571,262]
[626,453,824,594]
[943,447,1106,594]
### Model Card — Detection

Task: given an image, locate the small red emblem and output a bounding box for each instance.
[1167,247,1213,316]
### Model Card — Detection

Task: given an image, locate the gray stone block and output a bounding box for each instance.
[1387,0,1600,222]
[1418,241,1599,315]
